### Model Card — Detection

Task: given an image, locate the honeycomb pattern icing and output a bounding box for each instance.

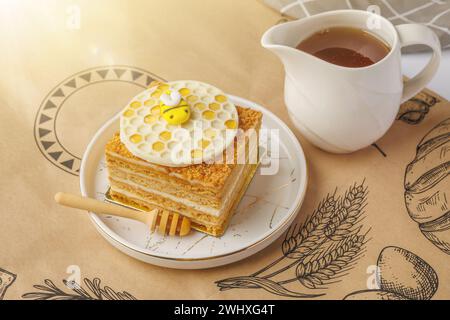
[120,80,239,167]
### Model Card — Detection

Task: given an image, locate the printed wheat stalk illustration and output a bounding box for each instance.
[291,234,366,289]
[216,181,369,298]
[22,278,137,300]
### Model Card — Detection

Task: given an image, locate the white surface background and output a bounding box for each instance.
[402,49,450,100]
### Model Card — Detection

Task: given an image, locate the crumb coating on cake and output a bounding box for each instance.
[105,106,262,187]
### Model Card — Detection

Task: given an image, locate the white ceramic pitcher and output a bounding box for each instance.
[262,10,441,153]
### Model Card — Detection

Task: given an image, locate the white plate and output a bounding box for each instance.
[80,95,308,269]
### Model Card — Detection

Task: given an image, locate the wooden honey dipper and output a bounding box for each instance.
[54,192,191,236]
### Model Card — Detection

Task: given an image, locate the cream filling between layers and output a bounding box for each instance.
[110,163,249,217]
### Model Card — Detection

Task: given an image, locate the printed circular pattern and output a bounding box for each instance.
[34,65,164,175]
[120,80,239,166]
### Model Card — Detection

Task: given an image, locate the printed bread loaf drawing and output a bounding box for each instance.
[404,118,450,254]
[344,246,438,300]
[376,247,438,300]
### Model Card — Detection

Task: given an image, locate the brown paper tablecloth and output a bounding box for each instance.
[0,0,449,300]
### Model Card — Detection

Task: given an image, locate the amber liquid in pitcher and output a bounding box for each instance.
[296,27,391,68]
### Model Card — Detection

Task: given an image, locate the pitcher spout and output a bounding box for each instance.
[261,22,297,58]
[261,21,317,72]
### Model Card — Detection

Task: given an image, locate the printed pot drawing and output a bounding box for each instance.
[397,91,440,125]
[344,246,438,300]
[404,118,450,254]
[0,268,16,300]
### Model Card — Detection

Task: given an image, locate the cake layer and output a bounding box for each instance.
[106,131,258,209]
[106,149,225,197]
[107,164,247,209]
[109,162,255,220]
[109,163,259,236]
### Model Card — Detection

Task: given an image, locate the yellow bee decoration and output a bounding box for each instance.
[160,90,191,125]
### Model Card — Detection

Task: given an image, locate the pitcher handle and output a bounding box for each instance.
[396,24,441,103]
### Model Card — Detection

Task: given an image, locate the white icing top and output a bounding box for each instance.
[120,80,239,167]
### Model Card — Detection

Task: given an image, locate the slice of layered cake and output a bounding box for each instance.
[105,81,262,236]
